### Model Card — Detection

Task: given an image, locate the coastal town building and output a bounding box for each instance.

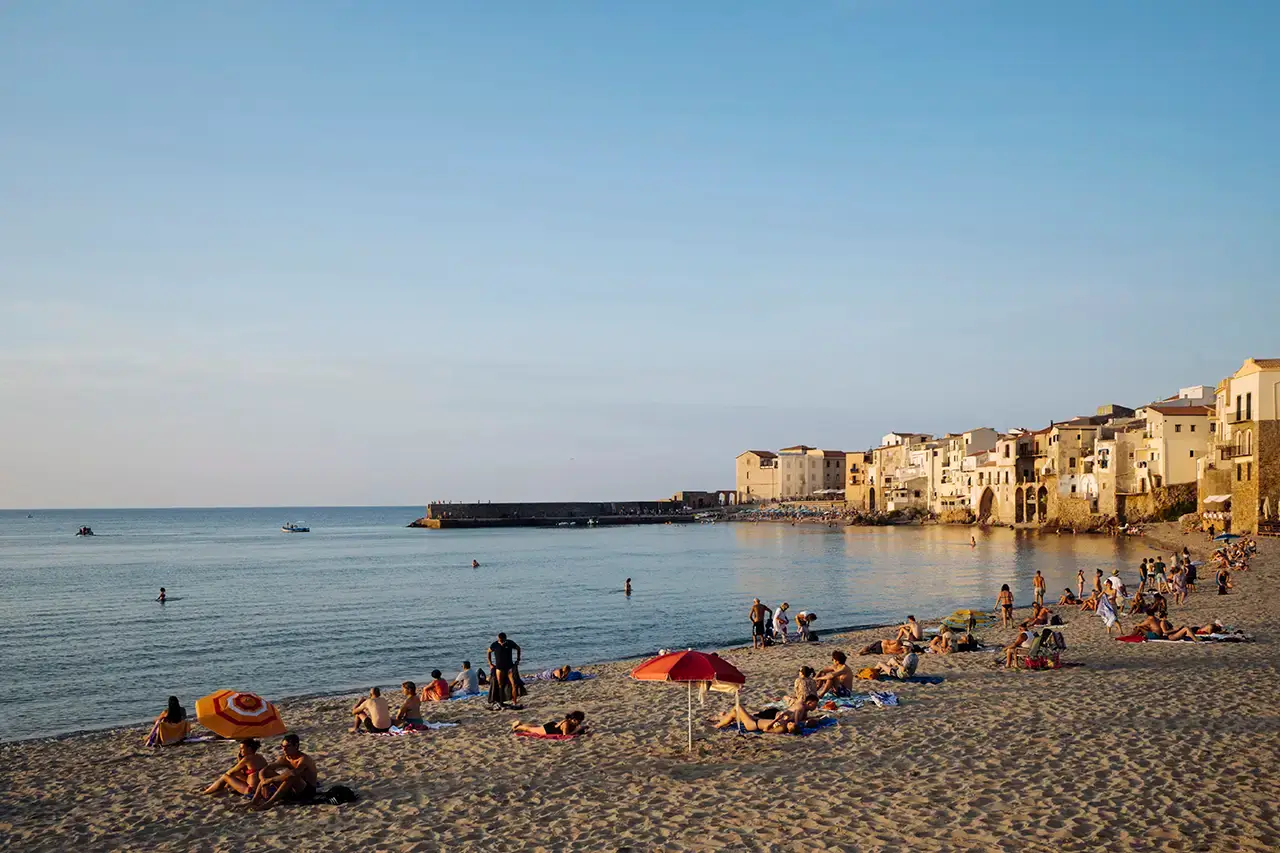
[844,451,873,509]
[1199,358,1280,534]
[734,451,779,503]
[777,445,846,500]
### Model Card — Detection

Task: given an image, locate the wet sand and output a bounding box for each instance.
[3,524,1277,852]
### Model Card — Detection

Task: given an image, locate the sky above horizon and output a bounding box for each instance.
[2,1,1278,509]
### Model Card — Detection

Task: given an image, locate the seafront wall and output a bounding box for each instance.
[409,501,697,529]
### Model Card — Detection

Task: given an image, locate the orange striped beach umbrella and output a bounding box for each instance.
[195,690,287,740]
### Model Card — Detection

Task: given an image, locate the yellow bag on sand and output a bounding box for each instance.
[856,667,878,680]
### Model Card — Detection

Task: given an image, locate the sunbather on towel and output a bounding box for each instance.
[815,650,854,696]
[149,696,191,746]
[552,665,585,682]
[511,710,585,737]
[420,671,452,702]
[714,695,819,734]
[858,639,912,656]
[1058,588,1079,606]
[1020,602,1051,630]
[203,738,267,796]
[928,627,955,654]
[894,615,923,642]
[1194,621,1226,636]
[394,682,425,727]
[794,666,818,703]
[1157,618,1198,641]
[875,650,919,679]
[351,687,392,733]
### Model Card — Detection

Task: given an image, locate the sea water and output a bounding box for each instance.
[0,507,1145,741]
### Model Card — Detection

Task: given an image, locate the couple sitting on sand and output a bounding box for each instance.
[350,683,436,733]
[204,733,319,811]
[927,625,979,655]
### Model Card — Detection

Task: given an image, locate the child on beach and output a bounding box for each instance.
[996,584,1014,628]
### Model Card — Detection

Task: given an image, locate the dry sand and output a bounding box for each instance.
[3,525,1278,852]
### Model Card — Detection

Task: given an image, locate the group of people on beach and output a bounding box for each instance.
[748,598,819,647]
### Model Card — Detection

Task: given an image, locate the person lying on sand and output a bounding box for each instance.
[954,632,980,652]
[351,687,392,733]
[394,682,424,727]
[250,734,318,811]
[876,650,919,679]
[928,627,955,654]
[714,695,820,734]
[858,639,912,656]
[552,665,585,682]
[203,738,266,796]
[1194,621,1226,636]
[815,650,854,697]
[894,615,923,642]
[511,710,585,737]
[1058,588,1079,606]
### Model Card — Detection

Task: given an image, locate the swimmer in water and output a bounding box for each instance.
[156,587,167,603]
[971,536,976,547]
[472,560,479,568]
[624,578,632,595]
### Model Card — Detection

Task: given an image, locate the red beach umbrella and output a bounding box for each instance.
[631,651,746,751]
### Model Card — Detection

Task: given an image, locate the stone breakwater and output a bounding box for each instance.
[409,500,698,529]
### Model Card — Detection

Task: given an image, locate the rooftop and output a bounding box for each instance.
[1145,405,1213,416]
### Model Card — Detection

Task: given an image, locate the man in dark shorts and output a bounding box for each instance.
[749,598,768,649]
[487,632,522,707]
[251,733,318,811]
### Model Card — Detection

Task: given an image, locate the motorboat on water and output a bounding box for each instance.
[281,522,310,533]
[76,526,94,536]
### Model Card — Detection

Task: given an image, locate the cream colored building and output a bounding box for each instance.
[777,446,846,499]
[1136,405,1212,489]
[1200,358,1280,533]
[735,451,779,503]
[844,451,873,509]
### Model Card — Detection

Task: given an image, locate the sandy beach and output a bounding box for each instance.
[3,525,1277,852]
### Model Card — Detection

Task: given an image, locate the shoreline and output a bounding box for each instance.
[3,523,1198,746]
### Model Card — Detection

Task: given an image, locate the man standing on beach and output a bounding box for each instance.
[488,632,522,707]
[749,599,768,649]
[1033,571,1046,606]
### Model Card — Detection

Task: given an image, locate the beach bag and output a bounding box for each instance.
[1049,614,1063,626]
[324,785,358,805]
[1052,631,1067,650]
[856,667,878,680]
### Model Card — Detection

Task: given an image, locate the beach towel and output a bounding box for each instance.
[1097,596,1118,629]
[514,729,586,741]
[369,722,458,736]
[446,691,484,701]
[1115,633,1147,643]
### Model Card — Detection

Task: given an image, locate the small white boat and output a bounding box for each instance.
[281,523,310,533]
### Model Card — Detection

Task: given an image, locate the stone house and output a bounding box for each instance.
[1200,358,1280,534]
[734,451,779,503]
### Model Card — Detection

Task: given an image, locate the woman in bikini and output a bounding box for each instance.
[512,710,585,737]
[203,738,267,796]
[996,584,1014,628]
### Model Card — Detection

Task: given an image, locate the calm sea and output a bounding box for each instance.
[0,507,1144,742]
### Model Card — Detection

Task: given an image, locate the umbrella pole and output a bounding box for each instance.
[687,681,693,752]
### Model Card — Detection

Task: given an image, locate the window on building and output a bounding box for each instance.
[1190,424,1196,432]
[914,490,921,498]
[1247,462,1253,480]
[1069,457,1076,468]
[1071,484,1077,493]
[1237,464,1242,481]
[1175,424,1182,433]
[1246,392,1252,420]
[1210,423,1216,433]
[1236,395,1242,421]
[1190,450,1194,457]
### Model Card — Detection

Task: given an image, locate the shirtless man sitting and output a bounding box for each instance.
[858,638,911,656]
[250,734,319,811]
[814,650,854,697]
[1003,630,1031,669]
[351,687,392,733]
[894,615,923,643]
[714,695,820,734]
[1019,602,1051,630]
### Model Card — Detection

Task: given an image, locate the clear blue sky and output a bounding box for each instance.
[2,1,1277,508]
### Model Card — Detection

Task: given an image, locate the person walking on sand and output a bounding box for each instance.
[1076,569,1086,600]
[749,598,768,649]
[996,584,1014,628]
[1033,571,1046,607]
